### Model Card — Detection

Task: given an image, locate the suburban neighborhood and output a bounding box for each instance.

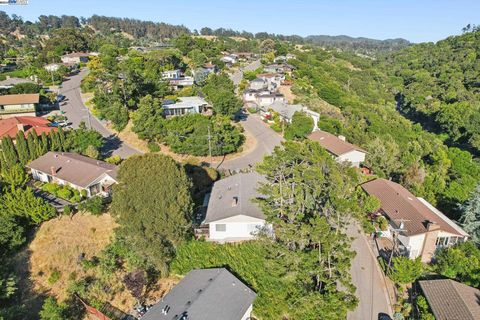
[1,3,480,320]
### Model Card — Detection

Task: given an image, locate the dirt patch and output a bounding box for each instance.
[278,85,297,103]
[106,120,150,153]
[28,213,117,302]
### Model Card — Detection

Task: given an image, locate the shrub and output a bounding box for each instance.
[389,256,423,285]
[377,216,389,231]
[147,142,161,152]
[63,205,72,215]
[105,155,122,165]
[57,188,73,201]
[78,196,105,215]
[48,269,61,285]
[247,107,258,114]
[42,183,60,195]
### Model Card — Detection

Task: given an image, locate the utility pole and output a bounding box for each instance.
[388,219,408,269]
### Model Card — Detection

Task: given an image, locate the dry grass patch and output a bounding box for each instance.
[29,213,117,301]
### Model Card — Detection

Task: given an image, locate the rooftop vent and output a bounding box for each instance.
[338,135,346,141]
[232,196,238,207]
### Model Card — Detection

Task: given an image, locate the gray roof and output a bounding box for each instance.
[162,96,209,110]
[268,101,304,120]
[142,268,257,320]
[204,172,265,223]
[28,152,118,188]
[419,279,480,320]
[0,77,35,88]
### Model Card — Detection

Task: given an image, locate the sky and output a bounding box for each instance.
[1,0,479,43]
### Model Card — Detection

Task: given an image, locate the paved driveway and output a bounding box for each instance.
[347,222,393,320]
[59,70,141,158]
[214,113,283,171]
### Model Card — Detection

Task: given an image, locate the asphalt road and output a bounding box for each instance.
[230,59,262,86]
[347,223,393,320]
[59,69,141,158]
[214,113,283,171]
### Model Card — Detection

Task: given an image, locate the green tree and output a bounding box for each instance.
[15,131,29,165]
[284,112,314,140]
[1,164,28,191]
[39,297,66,320]
[1,187,56,224]
[433,242,480,288]
[0,136,18,170]
[256,140,359,319]
[389,256,423,285]
[459,184,480,245]
[26,131,40,160]
[84,145,99,159]
[9,83,42,94]
[202,73,242,117]
[112,154,193,273]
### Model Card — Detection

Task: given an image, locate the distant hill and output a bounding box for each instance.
[305,34,411,53]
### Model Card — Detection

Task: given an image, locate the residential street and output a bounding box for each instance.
[347,223,393,320]
[214,113,283,170]
[59,69,141,158]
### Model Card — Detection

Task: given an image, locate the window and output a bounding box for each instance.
[435,237,448,247]
[215,224,226,232]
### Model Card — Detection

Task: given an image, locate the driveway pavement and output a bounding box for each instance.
[214,113,283,171]
[347,222,393,320]
[59,69,141,158]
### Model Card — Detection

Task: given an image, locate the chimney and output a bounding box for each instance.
[426,220,440,232]
[232,196,238,207]
[16,123,25,132]
[50,166,56,176]
[338,135,346,142]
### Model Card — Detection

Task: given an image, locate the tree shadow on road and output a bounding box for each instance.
[101,135,124,157]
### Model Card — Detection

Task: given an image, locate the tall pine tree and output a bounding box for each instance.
[459,184,480,245]
[15,131,30,165]
[39,132,49,155]
[27,131,39,160]
[0,136,19,170]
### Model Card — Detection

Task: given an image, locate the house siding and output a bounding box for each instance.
[209,215,266,241]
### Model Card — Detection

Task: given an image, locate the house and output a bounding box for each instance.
[204,172,269,242]
[29,152,118,198]
[168,76,195,88]
[221,54,238,65]
[418,279,480,320]
[257,73,285,90]
[162,69,182,79]
[361,178,469,263]
[248,78,268,91]
[0,77,35,90]
[0,93,40,119]
[142,268,256,320]
[203,62,217,74]
[308,130,366,167]
[162,96,210,117]
[243,89,271,103]
[273,55,287,63]
[60,52,90,64]
[265,101,319,130]
[44,63,61,72]
[256,93,285,107]
[0,116,56,140]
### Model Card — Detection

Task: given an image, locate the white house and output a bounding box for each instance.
[243,89,270,103]
[256,93,285,107]
[257,73,285,90]
[362,178,469,263]
[162,96,210,117]
[221,54,238,65]
[142,268,256,320]
[248,78,268,91]
[204,172,269,242]
[60,52,90,64]
[28,152,118,198]
[44,63,61,72]
[308,130,366,167]
[162,69,182,79]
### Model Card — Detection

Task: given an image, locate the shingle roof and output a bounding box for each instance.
[204,172,266,223]
[0,93,40,105]
[0,116,56,139]
[268,101,303,120]
[419,279,480,320]
[361,178,468,237]
[308,130,365,156]
[142,268,257,320]
[28,152,118,188]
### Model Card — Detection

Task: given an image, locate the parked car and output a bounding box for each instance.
[50,120,70,127]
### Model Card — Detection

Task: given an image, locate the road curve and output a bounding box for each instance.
[59,69,142,158]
